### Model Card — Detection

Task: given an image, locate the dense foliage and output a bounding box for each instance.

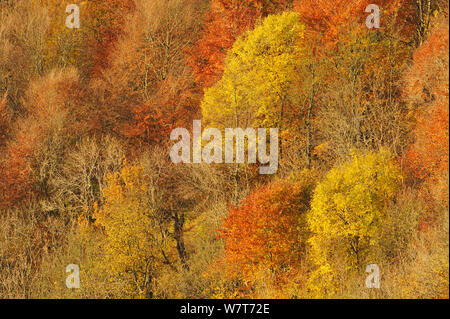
[0,0,448,298]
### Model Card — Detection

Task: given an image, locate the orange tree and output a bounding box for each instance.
[404,18,449,208]
[219,172,316,293]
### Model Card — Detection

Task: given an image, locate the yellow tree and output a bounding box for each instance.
[307,149,402,296]
[92,161,171,298]
[201,12,304,137]
[40,0,87,70]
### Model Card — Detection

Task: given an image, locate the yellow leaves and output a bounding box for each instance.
[306,261,337,298]
[87,160,168,296]
[201,11,304,129]
[307,149,403,296]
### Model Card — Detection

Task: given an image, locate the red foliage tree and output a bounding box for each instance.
[219,176,315,289]
[89,0,203,149]
[124,75,199,147]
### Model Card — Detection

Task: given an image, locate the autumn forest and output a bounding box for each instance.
[0,0,448,299]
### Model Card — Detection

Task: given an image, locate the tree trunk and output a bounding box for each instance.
[173,211,188,269]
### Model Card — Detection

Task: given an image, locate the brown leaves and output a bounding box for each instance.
[0,94,10,147]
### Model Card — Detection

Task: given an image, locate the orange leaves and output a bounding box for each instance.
[404,19,449,207]
[84,0,136,76]
[0,121,38,209]
[89,0,204,148]
[219,176,315,287]
[404,19,449,108]
[294,0,368,46]
[188,0,293,88]
[187,1,258,88]
[124,75,199,147]
[407,100,449,179]
[0,69,88,209]
[294,0,424,48]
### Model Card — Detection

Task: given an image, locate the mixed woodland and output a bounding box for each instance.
[0,0,449,298]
